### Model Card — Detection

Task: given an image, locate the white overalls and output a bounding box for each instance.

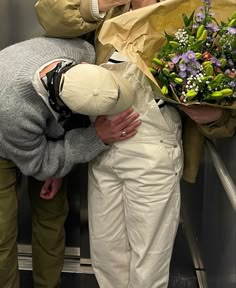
[88,62,183,288]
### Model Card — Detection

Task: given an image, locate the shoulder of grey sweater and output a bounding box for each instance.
[0,37,95,85]
[0,37,95,59]
[0,84,52,132]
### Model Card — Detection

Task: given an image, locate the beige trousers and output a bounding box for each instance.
[88,100,183,288]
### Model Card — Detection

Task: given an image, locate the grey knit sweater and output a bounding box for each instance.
[0,37,108,180]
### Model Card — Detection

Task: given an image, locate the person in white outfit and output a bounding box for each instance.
[42,61,183,288]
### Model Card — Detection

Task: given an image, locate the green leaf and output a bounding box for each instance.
[182,11,195,27]
[164,31,174,41]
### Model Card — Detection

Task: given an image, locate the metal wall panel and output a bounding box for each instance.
[201,138,236,288]
[0,0,43,50]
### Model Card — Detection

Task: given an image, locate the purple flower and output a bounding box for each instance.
[179,71,187,78]
[195,61,202,70]
[196,12,205,23]
[192,23,199,29]
[210,57,221,67]
[229,81,236,88]
[181,51,196,63]
[228,59,234,66]
[151,0,236,104]
[179,63,187,71]
[186,65,198,75]
[171,55,180,64]
[206,23,219,32]
[202,0,212,7]
[227,27,236,35]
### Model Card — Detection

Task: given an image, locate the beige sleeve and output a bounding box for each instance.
[35,0,102,38]
[182,118,205,183]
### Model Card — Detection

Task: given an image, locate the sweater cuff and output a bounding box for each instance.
[91,0,106,19]
[86,125,109,151]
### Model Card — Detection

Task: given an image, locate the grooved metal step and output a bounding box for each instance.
[18,244,93,274]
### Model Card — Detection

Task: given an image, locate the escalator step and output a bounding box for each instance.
[20,271,199,288]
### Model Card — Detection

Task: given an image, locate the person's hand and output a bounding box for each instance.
[94,107,141,144]
[179,105,223,124]
[131,0,156,9]
[40,178,63,200]
[98,0,130,12]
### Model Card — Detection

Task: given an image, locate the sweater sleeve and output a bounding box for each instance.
[35,0,102,38]
[0,101,108,180]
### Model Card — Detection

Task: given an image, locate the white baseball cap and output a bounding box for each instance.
[59,63,135,116]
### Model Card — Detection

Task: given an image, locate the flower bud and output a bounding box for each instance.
[214,73,224,83]
[148,67,157,74]
[174,77,183,84]
[198,30,207,41]
[170,72,177,78]
[152,57,164,67]
[161,85,169,95]
[185,90,198,99]
[163,68,170,76]
[169,41,180,48]
[211,91,223,97]
[202,61,212,67]
[195,52,202,59]
[196,24,205,39]
[220,58,227,68]
[204,64,214,76]
[221,88,233,96]
[169,53,176,58]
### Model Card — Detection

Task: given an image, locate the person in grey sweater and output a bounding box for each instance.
[0,37,140,288]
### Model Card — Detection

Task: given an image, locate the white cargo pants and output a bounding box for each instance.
[88,63,183,288]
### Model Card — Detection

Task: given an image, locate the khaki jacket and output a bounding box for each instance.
[35,0,236,183]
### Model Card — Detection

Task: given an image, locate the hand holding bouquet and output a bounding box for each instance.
[149,0,236,106]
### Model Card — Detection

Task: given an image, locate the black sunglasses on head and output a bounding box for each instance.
[46,60,76,122]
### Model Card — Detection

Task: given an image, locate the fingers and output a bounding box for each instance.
[40,179,53,196]
[117,129,138,141]
[108,108,141,131]
[40,189,56,200]
[94,108,141,144]
[40,178,63,200]
[40,185,53,199]
[111,108,141,136]
[40,191,51,200]
[116,113,141,133]
[118,114,141,135]
[111,107,137,126]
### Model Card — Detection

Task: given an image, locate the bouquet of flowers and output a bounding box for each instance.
[99,0,236,108]
[149,0,236,106]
